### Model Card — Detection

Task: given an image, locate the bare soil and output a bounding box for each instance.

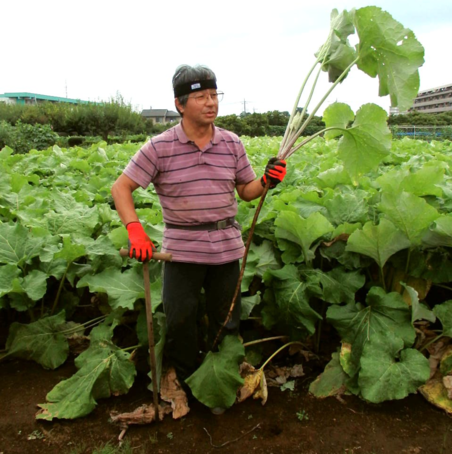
[1,357,451,454]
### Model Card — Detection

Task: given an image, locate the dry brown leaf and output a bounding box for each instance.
[266,378,281,387]
[267,366,290,379]
[254,371,268,405]
[239,362,255,375]
[419,371,452,415]
[443,376,452,399]
[110,403,172,429]
[427,339,450,378]
[237,362,268,405]
[237,368,263,402]
[290,364,304,378]
[160,366,190,419]
[323,234,350,247]
[264,364,305,387]
[267,364,304,379]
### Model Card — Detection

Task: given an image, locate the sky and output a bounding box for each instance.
[1,0,451,117]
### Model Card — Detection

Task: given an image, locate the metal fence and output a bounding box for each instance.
[391,125,452,141]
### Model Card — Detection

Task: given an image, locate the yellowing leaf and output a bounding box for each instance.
[237,363,268,405]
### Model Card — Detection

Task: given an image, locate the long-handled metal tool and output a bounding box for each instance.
[120,248,172,421]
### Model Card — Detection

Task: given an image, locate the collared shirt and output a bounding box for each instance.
[123,122,256,264]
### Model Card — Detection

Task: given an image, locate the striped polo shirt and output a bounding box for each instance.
[123,122,256,264]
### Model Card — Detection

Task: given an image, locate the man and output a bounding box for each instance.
[111,64,286,399]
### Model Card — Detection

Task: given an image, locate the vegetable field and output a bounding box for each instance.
[2,135,452,452]
[2,134,452,403]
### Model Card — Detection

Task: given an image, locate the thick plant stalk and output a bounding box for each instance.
[243,336,289,348]
[212,181,271,350]
[51,264,70,315]
[279,57,359,160]
[259,341,303,371]
[280,56,323,151]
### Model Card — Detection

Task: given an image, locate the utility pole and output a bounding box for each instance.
[243,98,247,114]
[65,80,68,98]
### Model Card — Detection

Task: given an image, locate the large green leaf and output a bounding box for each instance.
[275,211,334,264]
[263,265,322,335]
[346,219,411,268]
[354,6,425,111]
[304,267,365,305]
[38,205,100,236]
[400,164,445,198]
[379,191,440,245]
[72,234,122,273]
[5,311,69,369]
[37,233,61,263]
[77,266,145,310]
[39,258,68,281]
[0,265,21,297]
[309,352,348,398]
[322,103,354,140]
[241,294,261,320]
[36,322,136,420]
[422,216,452,248]
[20,270,48,301]
[186,335,244,409]
[359,332,430,403]
[108,226,128,249]
[0,223,44,268]
[316,9,356,83]
[327,286,415,377]
[400,283,436,324]
[316,164,352,188]
[433,300,452,337]
[242,241,280,292]
[54,236,86,263]
[324,191,368,226]
[324,103,392,181]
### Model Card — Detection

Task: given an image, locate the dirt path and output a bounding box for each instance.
[0,358,451,454]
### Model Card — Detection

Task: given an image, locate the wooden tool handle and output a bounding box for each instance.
[119,248,172,262]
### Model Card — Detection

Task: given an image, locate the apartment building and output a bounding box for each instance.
[409,83,452,114]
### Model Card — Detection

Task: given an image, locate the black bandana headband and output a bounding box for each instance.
[174,79,217,98]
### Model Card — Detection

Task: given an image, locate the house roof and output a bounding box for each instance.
[0,92,91,104]
[141,109,180,118]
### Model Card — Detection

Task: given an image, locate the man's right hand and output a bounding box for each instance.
[126,222,155,261]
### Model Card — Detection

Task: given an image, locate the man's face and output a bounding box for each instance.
[177,89,219,126]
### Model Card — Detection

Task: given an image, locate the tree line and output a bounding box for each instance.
[388,110,452,126]
[1,98,451,153]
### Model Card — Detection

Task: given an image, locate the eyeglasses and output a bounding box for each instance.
[189,91,224,104]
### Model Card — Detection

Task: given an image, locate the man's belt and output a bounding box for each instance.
[165,217,240,231]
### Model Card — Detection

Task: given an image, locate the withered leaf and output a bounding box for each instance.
[160,366,190,419]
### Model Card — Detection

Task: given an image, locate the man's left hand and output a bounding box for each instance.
[261,157,287,189]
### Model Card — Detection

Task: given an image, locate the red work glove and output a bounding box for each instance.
[261,157,287,189]
[126,222,155,261]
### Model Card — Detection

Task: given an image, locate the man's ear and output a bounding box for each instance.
[175,98,184,115]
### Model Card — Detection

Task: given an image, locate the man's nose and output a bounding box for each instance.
[205,94,215,105]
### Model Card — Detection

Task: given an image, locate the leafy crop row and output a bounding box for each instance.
[1,134,452,418]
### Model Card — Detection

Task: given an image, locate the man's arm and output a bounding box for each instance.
[236,157,287,201]
[111,173,142,225]
[236,179,265,202]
